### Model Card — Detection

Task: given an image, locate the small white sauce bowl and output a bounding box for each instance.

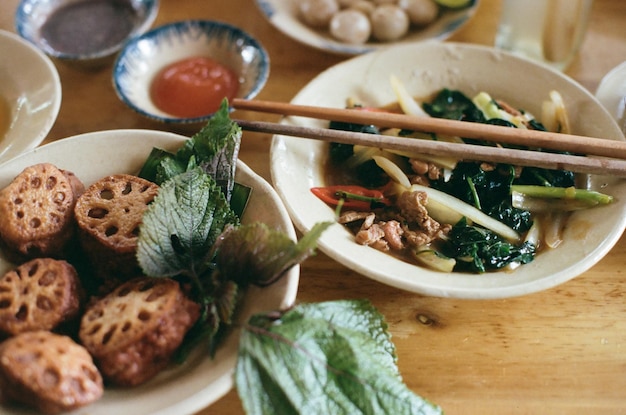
[112,20,270,125]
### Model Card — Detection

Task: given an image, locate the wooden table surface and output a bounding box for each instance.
[2,0,626,414]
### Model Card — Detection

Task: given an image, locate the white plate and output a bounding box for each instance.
[270,41,626,299]
[254,0,479,55]
[0,30,61,163]
[0,130,299,415]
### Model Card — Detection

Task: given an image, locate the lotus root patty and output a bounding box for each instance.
[0,258,83,337]
[0,163,84,260]
[0,330,103,414]
[79,277,200,386]
[73,174,159,280]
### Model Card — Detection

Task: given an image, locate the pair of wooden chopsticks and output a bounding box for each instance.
[231,98,626,177]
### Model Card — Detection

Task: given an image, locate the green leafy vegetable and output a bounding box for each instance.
[139,99,242,201]
[137,170,331,355]
[137,167,239,283]
[442,218,536,273]
[237,299,442,415]
[214,222,333,287]
[422,88,486,122]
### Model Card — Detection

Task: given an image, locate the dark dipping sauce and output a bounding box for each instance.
[40,0,137,56]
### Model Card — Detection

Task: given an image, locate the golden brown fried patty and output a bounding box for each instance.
[79,277,200,386]
[0,330,103,414]
[74,174,159,281]
[0,163,84,261]
[0,258,83,337]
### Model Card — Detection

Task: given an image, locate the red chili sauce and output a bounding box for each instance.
[39,0,137,56]
[150,57,240,118]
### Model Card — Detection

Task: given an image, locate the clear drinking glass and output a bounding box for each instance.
[495,0,594,71]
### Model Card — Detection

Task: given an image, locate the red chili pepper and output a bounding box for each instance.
[310,185,392,211]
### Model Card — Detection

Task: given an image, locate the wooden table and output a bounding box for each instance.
[2,1,626,414]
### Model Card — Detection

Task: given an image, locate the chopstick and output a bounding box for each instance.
[234,119,626,177]
[232,98,626,160]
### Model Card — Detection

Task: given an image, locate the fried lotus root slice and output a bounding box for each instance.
[79,277,200,386]
[0,330,103,415]
[74,174,159,281]
[0,163,84,261]
[0,258,83,337]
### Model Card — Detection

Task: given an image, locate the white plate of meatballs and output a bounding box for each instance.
[254,0,479,55]
[0,129,300,415]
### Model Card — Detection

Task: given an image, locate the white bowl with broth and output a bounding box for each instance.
[0,30,61,163]
[270,41,626,299]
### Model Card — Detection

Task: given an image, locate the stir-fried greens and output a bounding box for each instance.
[318,83,613,273]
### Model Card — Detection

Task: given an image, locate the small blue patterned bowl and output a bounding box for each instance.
[15,0,159,65]
[113,20,270,125]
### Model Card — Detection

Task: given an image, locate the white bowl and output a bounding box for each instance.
[0,29,61,163]
[0,129,299,414]
[595,61,626,135]
[15,0,159,65]
[270,41,626,299]
[255,0,479,55]
[113,20,270,125]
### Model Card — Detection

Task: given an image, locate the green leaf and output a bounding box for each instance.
[215,221,333,287]
[230,182,252,219]
[137,168,239,280]
[138,99,242,202]
[236,300,443,415]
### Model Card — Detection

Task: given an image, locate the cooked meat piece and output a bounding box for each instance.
[362,212,376,229]
[397,190,442,234]
[396,190,429,223]
[381,220,404,250]
[0,258,83,337]
[403,223,452,248]
[0,330,103,414]
[426,163,442,180]
[0,163,84,261]
[355,222,386,247]
[338,210,371,224]
[74,174,159,282]
[409,159,430,175]
[79,277,200,386]
[370,238,390,251]
[409,159,441,181]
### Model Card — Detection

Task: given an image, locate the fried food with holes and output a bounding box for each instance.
[0,163,84,261]
[74,174,159,282]
[0,330,103,414]
[0,258,83,338]
[79,277,200,386]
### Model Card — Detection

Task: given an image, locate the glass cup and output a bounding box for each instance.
[495,0,594,71]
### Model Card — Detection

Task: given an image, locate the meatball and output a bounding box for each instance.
[398,0,439,26]
[370,4,410,41]
[349,0,376,15]
[330,9,372,44]
[299,0,339,28]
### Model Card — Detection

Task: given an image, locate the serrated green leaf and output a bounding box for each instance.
[215,221,333,287]
[138,100,242,202]
[281,300,398,375]
[237,300,443,415]
[137,168,239,279]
